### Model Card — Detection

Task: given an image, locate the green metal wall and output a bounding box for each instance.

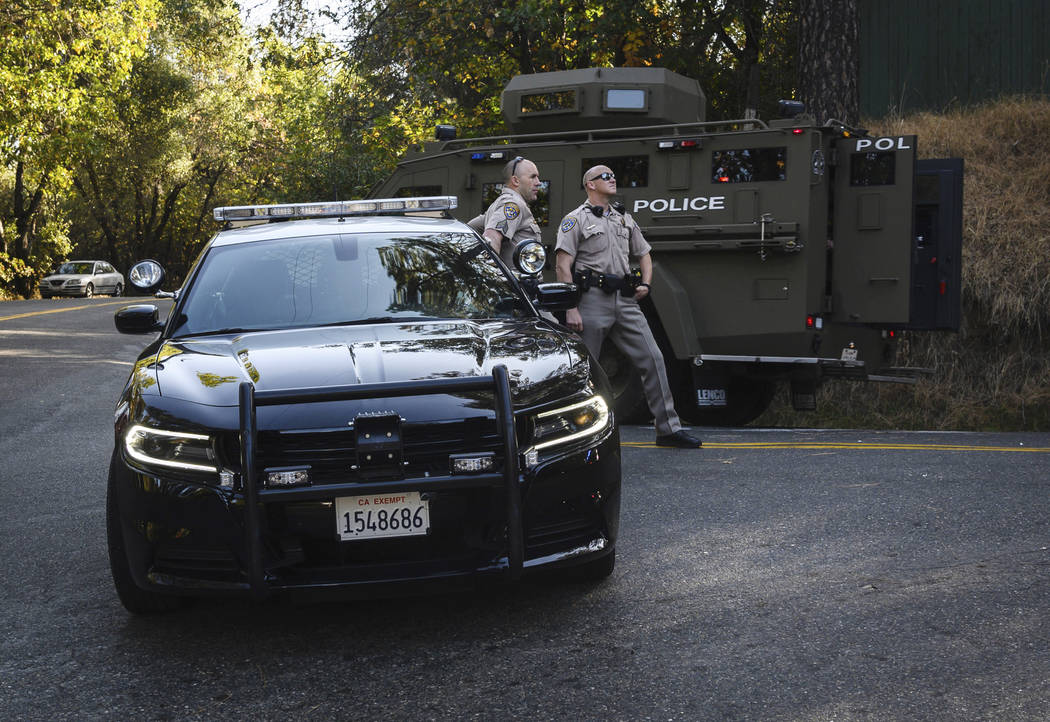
[860,0,1050,117]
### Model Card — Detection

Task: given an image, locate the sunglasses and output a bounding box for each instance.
[587,172,615,182]
[510,156,525,175]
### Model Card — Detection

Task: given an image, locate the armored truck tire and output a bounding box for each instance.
[673,372,776,427]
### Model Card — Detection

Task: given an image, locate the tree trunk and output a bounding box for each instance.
[11,161,48,296]
[797,0,859,125]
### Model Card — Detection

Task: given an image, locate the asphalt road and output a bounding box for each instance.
[1,297,1048,721]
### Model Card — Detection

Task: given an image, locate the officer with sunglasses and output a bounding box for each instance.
[555,165,702,448]
[472,156,544,267]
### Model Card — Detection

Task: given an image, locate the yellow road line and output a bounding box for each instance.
[0,300,130,322]
[623,441,1050,452]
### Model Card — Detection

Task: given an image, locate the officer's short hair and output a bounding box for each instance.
[582,165,606,186]
[504,156,527,183]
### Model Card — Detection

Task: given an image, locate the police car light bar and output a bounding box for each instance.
[212,196,458,222]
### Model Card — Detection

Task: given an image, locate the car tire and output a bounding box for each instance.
[599,344,652,424]
[106,456,185,614]
[84,283,94,299]
[41,294,51,299]
[113,283,123,297]
[575,549,616,582]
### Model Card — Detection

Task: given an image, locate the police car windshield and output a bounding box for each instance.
[171,231,528,336]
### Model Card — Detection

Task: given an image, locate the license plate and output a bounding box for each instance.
[335,491,429,541]
[841,347,858,361]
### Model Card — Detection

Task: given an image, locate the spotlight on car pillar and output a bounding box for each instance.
[514,240,546,275]
[435,125,457,141]
[128,259,166,294]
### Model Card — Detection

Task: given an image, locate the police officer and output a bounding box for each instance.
[472,156,543,267]
[556,164,701,448]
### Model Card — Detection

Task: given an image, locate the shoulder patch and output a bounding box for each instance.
[560,217,577,233]
[503,203,520,221]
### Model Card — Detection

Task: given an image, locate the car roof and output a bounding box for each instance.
[210,215,475,248]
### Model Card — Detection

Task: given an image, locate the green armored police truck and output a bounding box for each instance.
[369,67,963,425]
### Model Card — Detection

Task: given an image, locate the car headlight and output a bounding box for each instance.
[124,424,217,475]
[529,394,611,454]
[513,240,546,275]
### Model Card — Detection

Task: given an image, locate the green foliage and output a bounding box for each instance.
[0,0,157,294]
[65,0,258,280]
[0,253,33,289]
[344,0,798,134]
[0,0,158,162]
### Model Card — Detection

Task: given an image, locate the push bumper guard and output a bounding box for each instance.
[237,365,522,597]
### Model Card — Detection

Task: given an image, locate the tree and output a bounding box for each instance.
[797,0,859,125]
[67,0,258,278]
[0,0,157,294]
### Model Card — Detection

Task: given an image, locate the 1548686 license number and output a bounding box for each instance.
[335,491,430,541]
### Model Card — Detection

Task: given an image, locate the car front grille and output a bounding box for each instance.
[222,417,507,484]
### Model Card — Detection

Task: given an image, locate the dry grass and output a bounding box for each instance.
[759,96,1050,430]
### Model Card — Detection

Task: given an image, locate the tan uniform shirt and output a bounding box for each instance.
[481,188,541,267]
[554,203,650,277]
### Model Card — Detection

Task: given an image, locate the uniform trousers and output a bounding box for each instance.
[577,288,681,435]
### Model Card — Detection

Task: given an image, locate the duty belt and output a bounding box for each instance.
[573,268,642,297]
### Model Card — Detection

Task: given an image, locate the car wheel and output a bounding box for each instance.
[599,344,651,424]
[113,283,123,297]
[84,283,94,299]
[41,294,51,299]
[106,456,185,614]
[575,549,616,582]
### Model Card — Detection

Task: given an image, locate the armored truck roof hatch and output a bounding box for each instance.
[501,67,706,134]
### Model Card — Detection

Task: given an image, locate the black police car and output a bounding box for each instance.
[108,196,620,613]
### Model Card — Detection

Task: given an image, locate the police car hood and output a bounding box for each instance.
[149,319,586,408]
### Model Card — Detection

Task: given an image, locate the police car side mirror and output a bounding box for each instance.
[114,304,164,334]
[534,283,579,311]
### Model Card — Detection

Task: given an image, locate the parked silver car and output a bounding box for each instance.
[39,260,124,298]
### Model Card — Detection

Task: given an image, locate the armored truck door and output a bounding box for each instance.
[831,135,917,324]
[907,158,964,331]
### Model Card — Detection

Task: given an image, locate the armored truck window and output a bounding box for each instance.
[482,181,551,226]
[850,152,896,186]
[395,185,442,197]
[581,156,649,188]
[521,90,577,114]
[711,148,787,183]
[605,89,647,110]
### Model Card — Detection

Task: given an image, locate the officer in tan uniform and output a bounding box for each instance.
[555,164,701,448]
[470,156,543,268]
